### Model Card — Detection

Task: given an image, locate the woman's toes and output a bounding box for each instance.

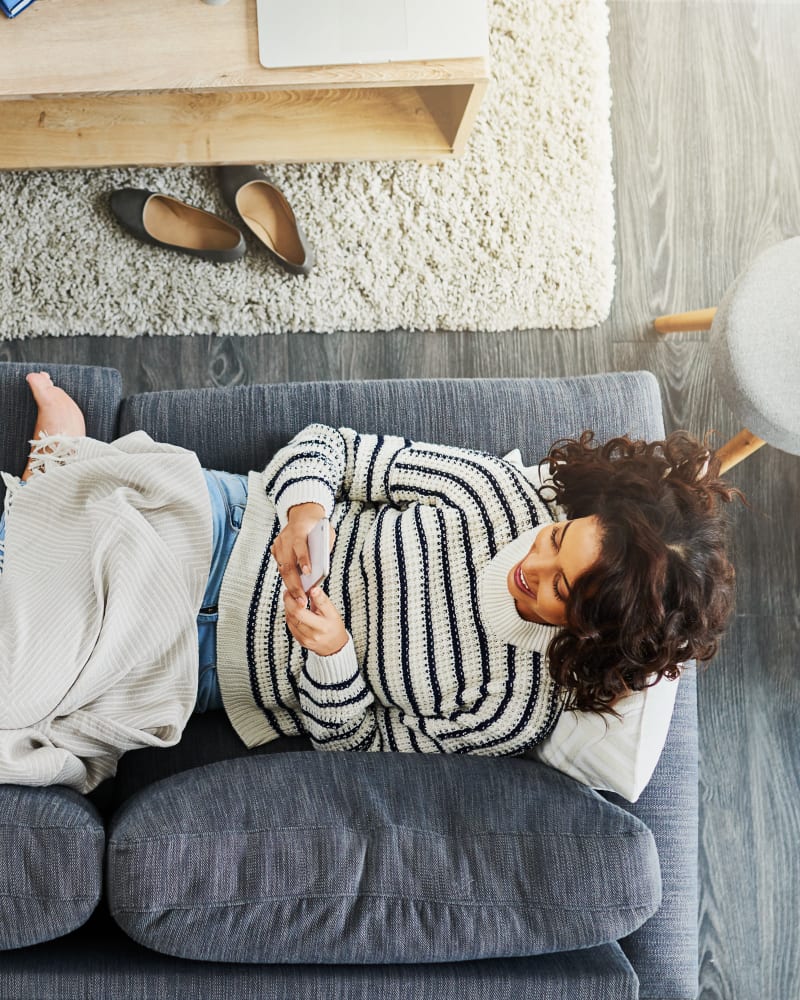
[26,372,86,438]
[26,371,54,402]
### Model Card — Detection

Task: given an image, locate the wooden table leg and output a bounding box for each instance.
[653,307,718,333]
[716,428,766,474]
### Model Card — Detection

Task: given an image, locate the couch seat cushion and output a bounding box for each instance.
[0,785,105,950]
[107,752,661,965]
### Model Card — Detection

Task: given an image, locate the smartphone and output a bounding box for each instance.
[300,518,331,594]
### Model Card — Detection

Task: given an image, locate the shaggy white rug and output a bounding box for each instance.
[0,0,614,339]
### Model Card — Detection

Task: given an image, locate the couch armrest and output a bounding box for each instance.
[612,666,699,999]
[0,362,122,508]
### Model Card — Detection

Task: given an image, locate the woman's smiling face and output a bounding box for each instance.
[507,517,603,626]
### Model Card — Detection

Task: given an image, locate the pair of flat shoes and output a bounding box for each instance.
[109,166,314,274]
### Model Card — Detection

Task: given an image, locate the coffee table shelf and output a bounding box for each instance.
[0,0,489,169]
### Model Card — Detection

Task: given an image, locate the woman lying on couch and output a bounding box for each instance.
[0,372,741,800]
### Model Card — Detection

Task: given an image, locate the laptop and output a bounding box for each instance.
[256,0,489,70]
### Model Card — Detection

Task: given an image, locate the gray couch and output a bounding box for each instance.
[0,363,697,1000]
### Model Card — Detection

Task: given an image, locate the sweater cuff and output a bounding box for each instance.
[303,635,360,689]
[274,480,335,527]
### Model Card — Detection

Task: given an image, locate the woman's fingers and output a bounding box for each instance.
[282,588,349,657]
[284,587,333,626]
[294,541,311,576]
[271,539,307,601]
[285,566,306,601]
[283,589,311,626]
[308,586,333,615]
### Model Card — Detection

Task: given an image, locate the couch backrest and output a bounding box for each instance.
[118,372,665,474]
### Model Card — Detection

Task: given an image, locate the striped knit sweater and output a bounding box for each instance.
[216,425,565,755]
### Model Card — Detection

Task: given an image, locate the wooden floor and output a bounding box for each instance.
[2,2,798,997]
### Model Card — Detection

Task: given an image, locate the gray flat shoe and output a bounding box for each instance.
[216,166,315,276]
[109,188,246,263]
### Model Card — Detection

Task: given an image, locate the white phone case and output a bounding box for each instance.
[300,519,330,593]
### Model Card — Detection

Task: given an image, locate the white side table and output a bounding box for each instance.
[654,237,800,473]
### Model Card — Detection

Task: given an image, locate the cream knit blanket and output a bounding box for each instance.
[0,433,212,792]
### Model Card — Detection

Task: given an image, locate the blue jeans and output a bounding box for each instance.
[196,470,249,713]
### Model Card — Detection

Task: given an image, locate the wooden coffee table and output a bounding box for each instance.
[0,0,490,169]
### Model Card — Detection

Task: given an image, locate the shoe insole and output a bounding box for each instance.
[144,198,241,251]
[236,183,305,265]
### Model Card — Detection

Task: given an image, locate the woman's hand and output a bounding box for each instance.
[283,587,349,657]
[271,502,334,602]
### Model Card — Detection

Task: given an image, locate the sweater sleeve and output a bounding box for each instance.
[262,424,548,534]
[262,424,348,524]
[299,641,425,753]
[261,423,412,523]
[297,640,557,757]
[296,638,381,751]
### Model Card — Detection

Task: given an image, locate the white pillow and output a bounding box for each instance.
[502,448,678,802]
[502,447,567,517]
[528,677,680,802]
[503,447,546,484]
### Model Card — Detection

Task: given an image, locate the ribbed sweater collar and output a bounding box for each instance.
[479,525,561,651]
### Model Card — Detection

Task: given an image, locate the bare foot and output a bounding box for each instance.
[22,372,87,480]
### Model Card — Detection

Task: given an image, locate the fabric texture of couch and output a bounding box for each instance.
[0,363,698,1000]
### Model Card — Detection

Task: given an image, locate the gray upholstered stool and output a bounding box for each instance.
[654,236,800,472]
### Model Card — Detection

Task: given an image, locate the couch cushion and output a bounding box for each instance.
[0,785,105,950]
[107,752,661,965]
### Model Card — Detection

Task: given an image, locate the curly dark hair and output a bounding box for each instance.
[538,430,744,714]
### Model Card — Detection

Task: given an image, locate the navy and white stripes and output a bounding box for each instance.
[216,425,564,757]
